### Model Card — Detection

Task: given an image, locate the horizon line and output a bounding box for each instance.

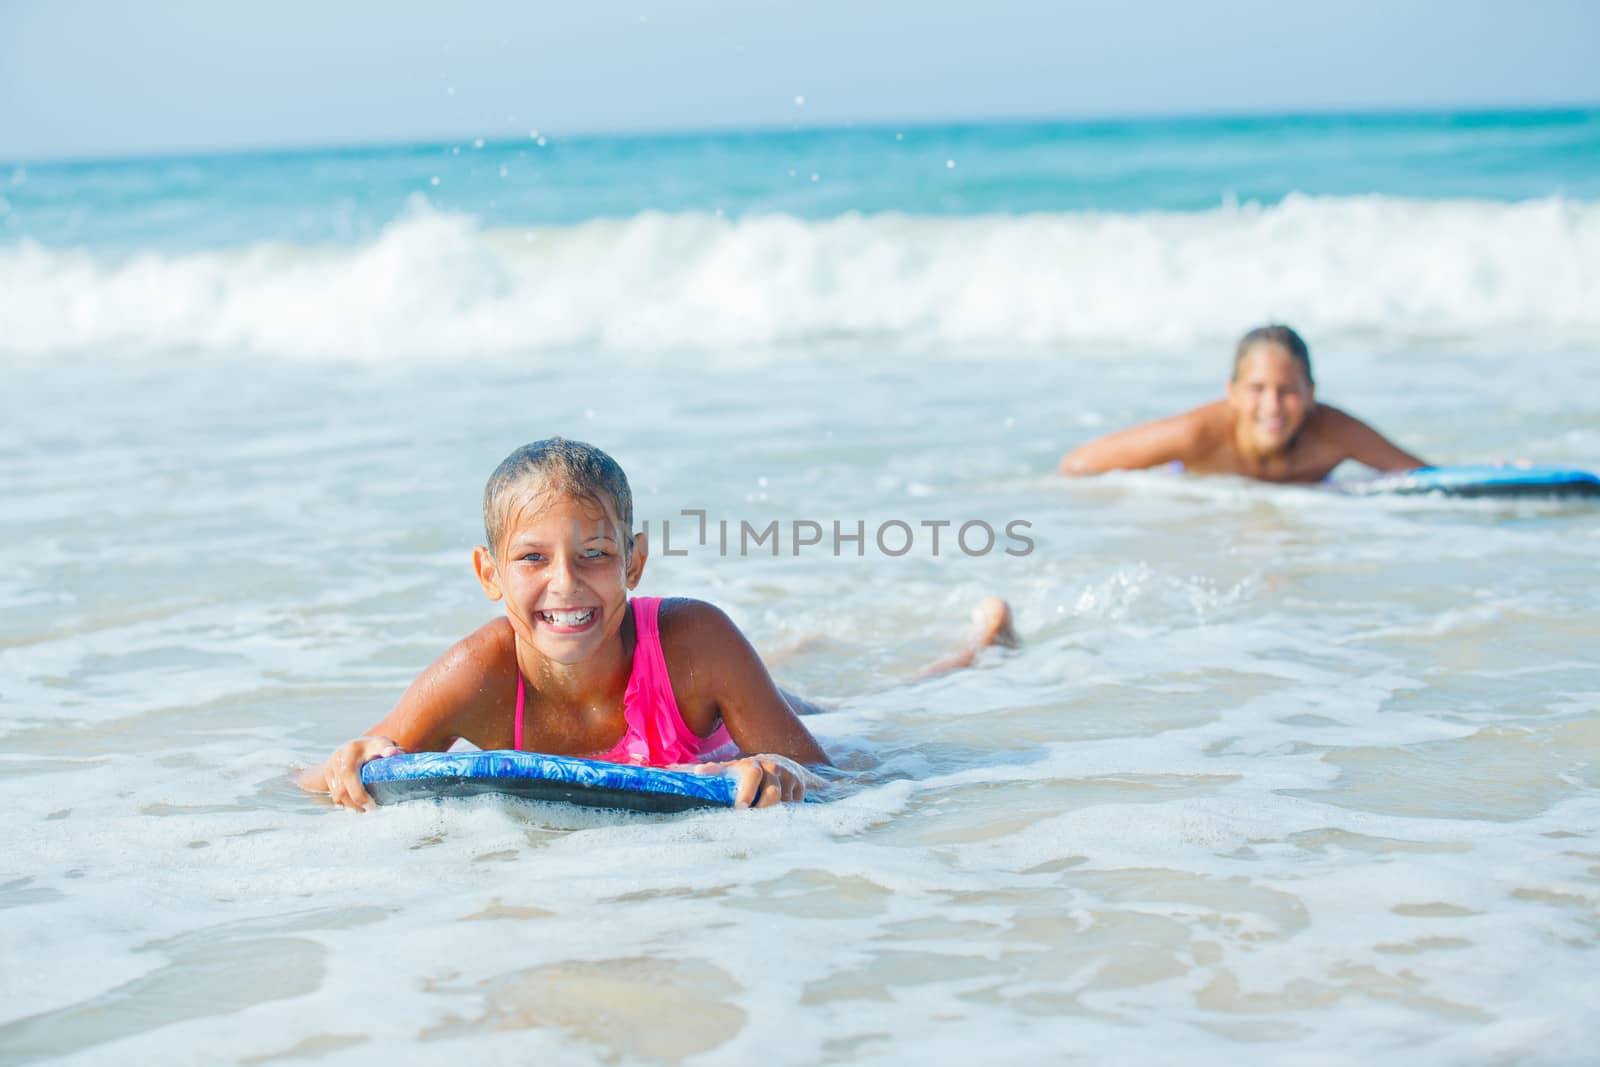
[5,99,1598,169]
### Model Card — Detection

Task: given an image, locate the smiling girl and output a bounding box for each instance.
[301,438,1017,811]
[1058,325,1425,483]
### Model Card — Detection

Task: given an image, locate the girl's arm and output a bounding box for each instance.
[1059,409,1206,475]
[1319,405,1428,472]
[298,619,513,810]
[661,599,833,807]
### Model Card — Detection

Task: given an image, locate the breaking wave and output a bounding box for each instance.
[3,194,1597,358]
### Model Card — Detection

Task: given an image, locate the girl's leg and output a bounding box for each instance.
[780,688,832,717]
[776,597,1022,716]
[916,597,1020,678]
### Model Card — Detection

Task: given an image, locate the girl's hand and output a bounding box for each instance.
[299,736,403,812]
[692,754,811,808]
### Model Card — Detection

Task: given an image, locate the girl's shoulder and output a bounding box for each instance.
[655,597,751,672]
[1296,403,1375,456]
[653,597,771,736]
[444,616,519,681]
[1187,400,1234,446]
[655,596,734,642]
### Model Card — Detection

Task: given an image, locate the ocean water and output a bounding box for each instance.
[3,110,1600,1064]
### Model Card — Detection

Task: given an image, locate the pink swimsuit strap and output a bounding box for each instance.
[514,596,734,765]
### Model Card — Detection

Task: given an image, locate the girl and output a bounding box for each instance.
[301,438,1017,811]
[1059,325,1425,483]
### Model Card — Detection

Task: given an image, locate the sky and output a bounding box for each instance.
[3,0,1599,161]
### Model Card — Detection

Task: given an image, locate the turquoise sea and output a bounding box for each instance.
[4,108,1600,355]
[11,109,1600,244]
[3,110,1600,1064]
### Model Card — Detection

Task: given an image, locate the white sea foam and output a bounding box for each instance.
[3,194,1598,359]
[5,307,1600,1061]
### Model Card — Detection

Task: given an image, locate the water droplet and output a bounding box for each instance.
[430,176,441,186]
[499,165,508,178]
[793,95,806,106]
[945,159,955,169]
[473,138,485,149]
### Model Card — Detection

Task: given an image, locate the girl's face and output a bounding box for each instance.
[474,487,647,666]
[1227,343,1315,453]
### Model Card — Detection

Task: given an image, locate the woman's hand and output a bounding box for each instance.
[298,736,403,812]
[692,753,813,808]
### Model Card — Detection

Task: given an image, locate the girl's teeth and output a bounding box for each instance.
[542,609,594,626]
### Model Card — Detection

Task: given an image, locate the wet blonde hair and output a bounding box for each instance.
[482,438,634,556]
[1233,324,1314,386]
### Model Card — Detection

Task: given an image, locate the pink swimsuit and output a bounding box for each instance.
[513,596,735,766]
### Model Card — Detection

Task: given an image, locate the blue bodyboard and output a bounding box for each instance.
[362,751,738,813]
[1341,465,1600,498]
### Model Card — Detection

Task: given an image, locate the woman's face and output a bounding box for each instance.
[1228,343,1315,454]
[477,487,646,666]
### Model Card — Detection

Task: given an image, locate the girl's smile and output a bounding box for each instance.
[536,607,600,633]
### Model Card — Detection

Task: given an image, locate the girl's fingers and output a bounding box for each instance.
[755,765,782,808]
[305,738,400,811]
[338,764,371,811]
[748,758,768,809]
[756,758,804,805]
[733,762,763,808]
[350,779,372,811]
[720,756,805,808]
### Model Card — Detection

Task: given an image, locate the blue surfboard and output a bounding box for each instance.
[1341,465,1600,499]
[362,751,738,813]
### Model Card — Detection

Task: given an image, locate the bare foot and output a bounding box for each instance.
[972,596,1020,650]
